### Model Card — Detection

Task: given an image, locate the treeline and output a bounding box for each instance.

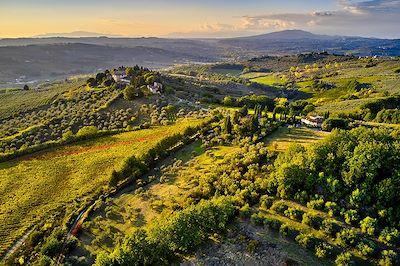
[222,95,316,120]
[108,116,218,187]
[94,197,235,265]
[0,124,149,163]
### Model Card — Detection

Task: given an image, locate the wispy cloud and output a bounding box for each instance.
[176,0,400,38]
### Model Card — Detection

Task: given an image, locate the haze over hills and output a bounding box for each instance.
[1,30,399,87]
[32,31,123,38]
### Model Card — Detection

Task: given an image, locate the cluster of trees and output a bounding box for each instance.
[268,127,400,227]
[180,124,399,265]
[122,67,161,100]
[95,197,234,265]
[359,95,400,123]
[222,94,275,111]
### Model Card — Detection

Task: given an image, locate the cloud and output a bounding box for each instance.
[169,0,400,38]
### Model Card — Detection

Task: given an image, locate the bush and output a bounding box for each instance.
[343,209,359,225]
[271,201,288,214]
[263,217,282,230]
[76,126,98,139]
[315,243,333,258]
[284,207,304,221]
[336,228,359,248]
[378,227,400,246]
[356,239,377,258]
[359,216,377,236]
[321,118,348,131]
[279,223,300,239]
[239,204,251,218]
[302,212,323,229]
[307,199,325,210]
[325,201,339,217]
[259,195,274,209]
[40,237,63,257]
[320,219,340,237]
[250,213,264,226]
[335,252,354,266]
[295,233,320,250]
[378,250,398,266]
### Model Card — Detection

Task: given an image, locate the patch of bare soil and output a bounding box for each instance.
[181,221,300,266]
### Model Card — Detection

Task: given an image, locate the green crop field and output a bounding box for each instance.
[250,74,288,87]
[0,79,85,119]
[0,119,203,257]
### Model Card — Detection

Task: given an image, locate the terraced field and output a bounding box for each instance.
[0,119,203,257]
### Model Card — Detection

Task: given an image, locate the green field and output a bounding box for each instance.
[0,119,203,257]
[0,79,85,119]
[265,126,329,152]
[250,74,288,87]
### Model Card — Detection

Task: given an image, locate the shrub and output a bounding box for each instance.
[359,216,377,236]
[307,199,325,210]
[320,219,340,237]
[343,209,359,225]
[321,118,348,131]
[302,212,323,229]
[379,227,400,246]
[315,243,333,258]
[279,223,300,240]
[295,233,320,250]
[40,237,63,257]
[76,126,98,139]
[335,252,354,266]
[325,201,339,217]
[271,201,288,214]
[239,204,251,218]
[246,240,258,254]
[336,228,359,248]
[378,250,398,266]
[259,195,274,209]
[284,207,304,221]
[250,213,264,226]
[356,239,377,258]
[263,217,282,230]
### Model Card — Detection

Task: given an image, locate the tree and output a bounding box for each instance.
[124,86,139,100]
[360,217,377,236]
[86,77,97,87]
[222,96,235,106]
[223,116,232,134]
[321,118,348,131]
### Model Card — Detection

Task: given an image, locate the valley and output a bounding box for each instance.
[0,35,399,266]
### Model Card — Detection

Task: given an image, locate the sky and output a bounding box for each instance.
[0,0,399,38]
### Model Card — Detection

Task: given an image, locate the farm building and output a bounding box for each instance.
[301,115,325,128]
[112,68,131,84]
[147,82,163,94]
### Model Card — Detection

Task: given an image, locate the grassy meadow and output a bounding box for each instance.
[265,126,329,152]
[0,119,203,257]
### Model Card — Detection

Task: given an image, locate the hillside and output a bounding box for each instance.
[1,55,400,266]
[1,30,400,88]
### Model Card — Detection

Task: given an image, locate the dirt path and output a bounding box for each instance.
[2,228,34,262]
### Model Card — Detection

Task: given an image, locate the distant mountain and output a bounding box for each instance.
[233,30,332,40]
[0,43,217,86]
[219,30,400,56]
[33,31,122,38]
[0,29,399,87]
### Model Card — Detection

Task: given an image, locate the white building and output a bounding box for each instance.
[301,115,325,127]
[112,69,130,84]
[147,82,163,94]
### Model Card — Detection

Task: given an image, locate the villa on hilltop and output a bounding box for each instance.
[112,67,130,84]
